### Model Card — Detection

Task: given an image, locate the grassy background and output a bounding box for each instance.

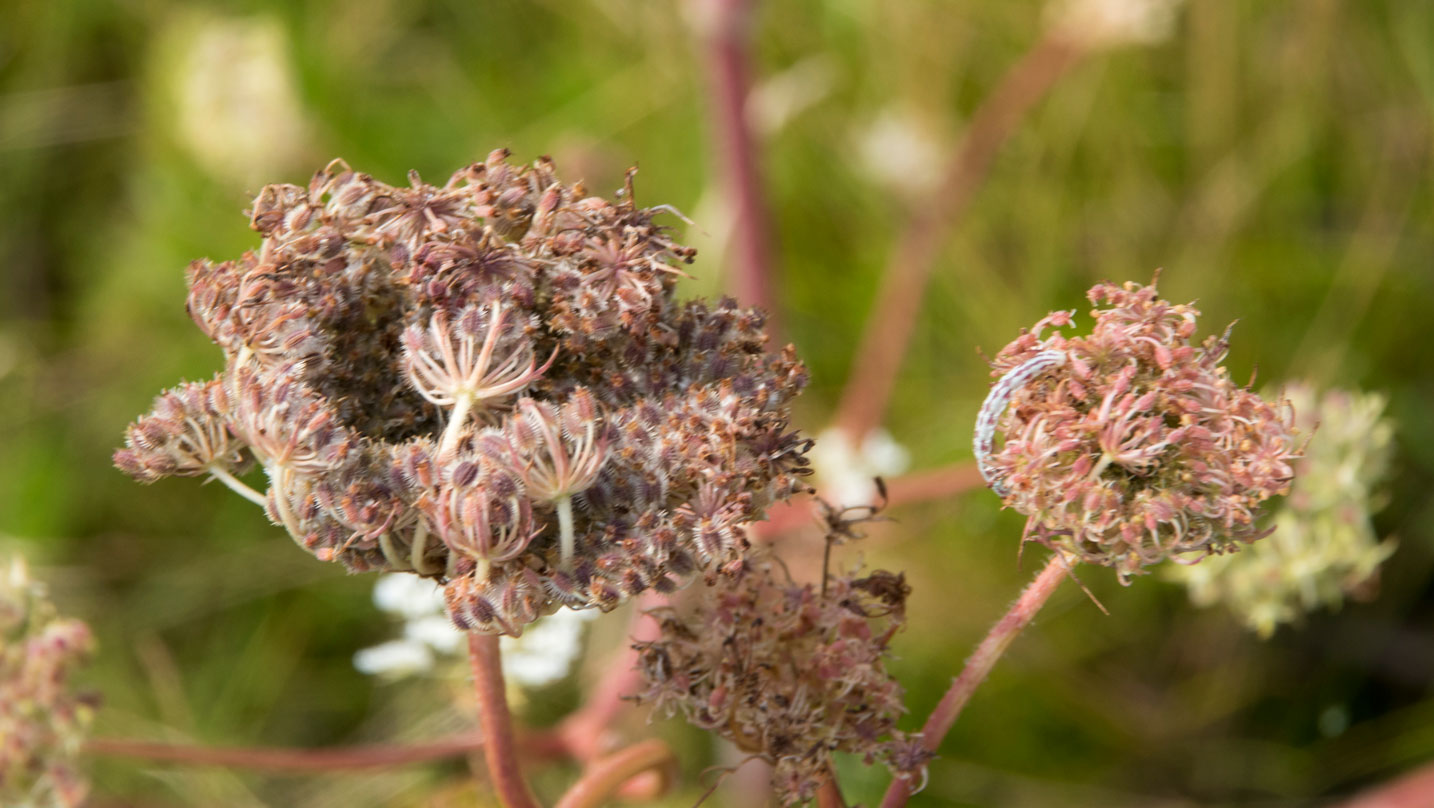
[2,1,1432,805]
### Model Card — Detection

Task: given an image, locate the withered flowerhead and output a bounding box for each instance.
[634,559,929,805]
[0,558,97,808]
[977,279,1299,580]
[117,152,810,635]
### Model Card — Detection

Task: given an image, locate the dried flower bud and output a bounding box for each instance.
[115,377,244,481]
[978,280,1299,580]
[635,560,929,805]
[0,558,97,808]
[1170,385,1395,636]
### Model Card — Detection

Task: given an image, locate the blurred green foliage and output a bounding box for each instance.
[2,1,1432,806]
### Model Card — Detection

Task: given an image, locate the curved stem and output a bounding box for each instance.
[468,632,541,808]
[558,595,664,762]
[879,554,1069,808]
[554,739,675,808]
[206,466,268,508]
[833,34,1086,443]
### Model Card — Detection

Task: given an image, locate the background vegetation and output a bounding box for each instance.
[2,1,1431,805]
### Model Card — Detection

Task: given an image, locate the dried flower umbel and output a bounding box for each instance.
[116,152,810,635]
[1171,384,1395,636]
[977,280,1299,580]
[634,558,929,805]
[0,558,96,808]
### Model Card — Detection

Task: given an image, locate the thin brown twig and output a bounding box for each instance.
[557,593,666,762]
[833,34,1086,443]
[85,733,562,772]
[554,739,676,808]
[879,554,1069,808]
[697,0,779,327]
[468,632,542,808]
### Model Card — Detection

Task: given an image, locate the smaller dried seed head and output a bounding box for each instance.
[979,279,1300,580]
[634,558,930,805]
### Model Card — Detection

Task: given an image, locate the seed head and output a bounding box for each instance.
[979,279,1300,580]
[117,152,809,634]
[634,559,929,805]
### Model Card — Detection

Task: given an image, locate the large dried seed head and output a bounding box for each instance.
[118,152,809,635]
[979,279,1300,580]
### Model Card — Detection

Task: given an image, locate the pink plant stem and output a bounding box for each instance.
[698,0,779,326]
[558,595,665,761]
[468,632,542,808]
[879,554,1069,808]
[753,461,983,541]
[833,35,1085,443]
[1337,759,1434,808]
[816,770,849,808]
[86,732,566,771]
[554,739,676,808]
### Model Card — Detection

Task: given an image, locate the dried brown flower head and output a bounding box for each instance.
[117,152,810,634]
[634,559,929,805]
[0,558,97,808]
[976,280,1299,580]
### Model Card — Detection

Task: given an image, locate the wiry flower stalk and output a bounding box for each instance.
[505,391,610,568]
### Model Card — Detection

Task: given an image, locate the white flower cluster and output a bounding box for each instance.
[809,427,910,509]
[355,575,596,687]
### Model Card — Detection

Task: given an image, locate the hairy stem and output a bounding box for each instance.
[554,739,675,808]
[834,35,1085,442]
[879,554,1069,808]
[468,632,541,808]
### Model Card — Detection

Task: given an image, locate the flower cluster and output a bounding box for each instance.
[0,558,96,808]
[634,559,929,805]
[978,280,1299,580]
[1171,385,1395,636]
[116,152,811,635]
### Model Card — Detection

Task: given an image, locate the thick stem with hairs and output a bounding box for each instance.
[468,632,541,808]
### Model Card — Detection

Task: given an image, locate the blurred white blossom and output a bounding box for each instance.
[357,575,595,688]
[1045,0,1185,48]
[810,427,910,508]
[855,108,946,197]
[163,14,312,186]
[1170,385,1396,638]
